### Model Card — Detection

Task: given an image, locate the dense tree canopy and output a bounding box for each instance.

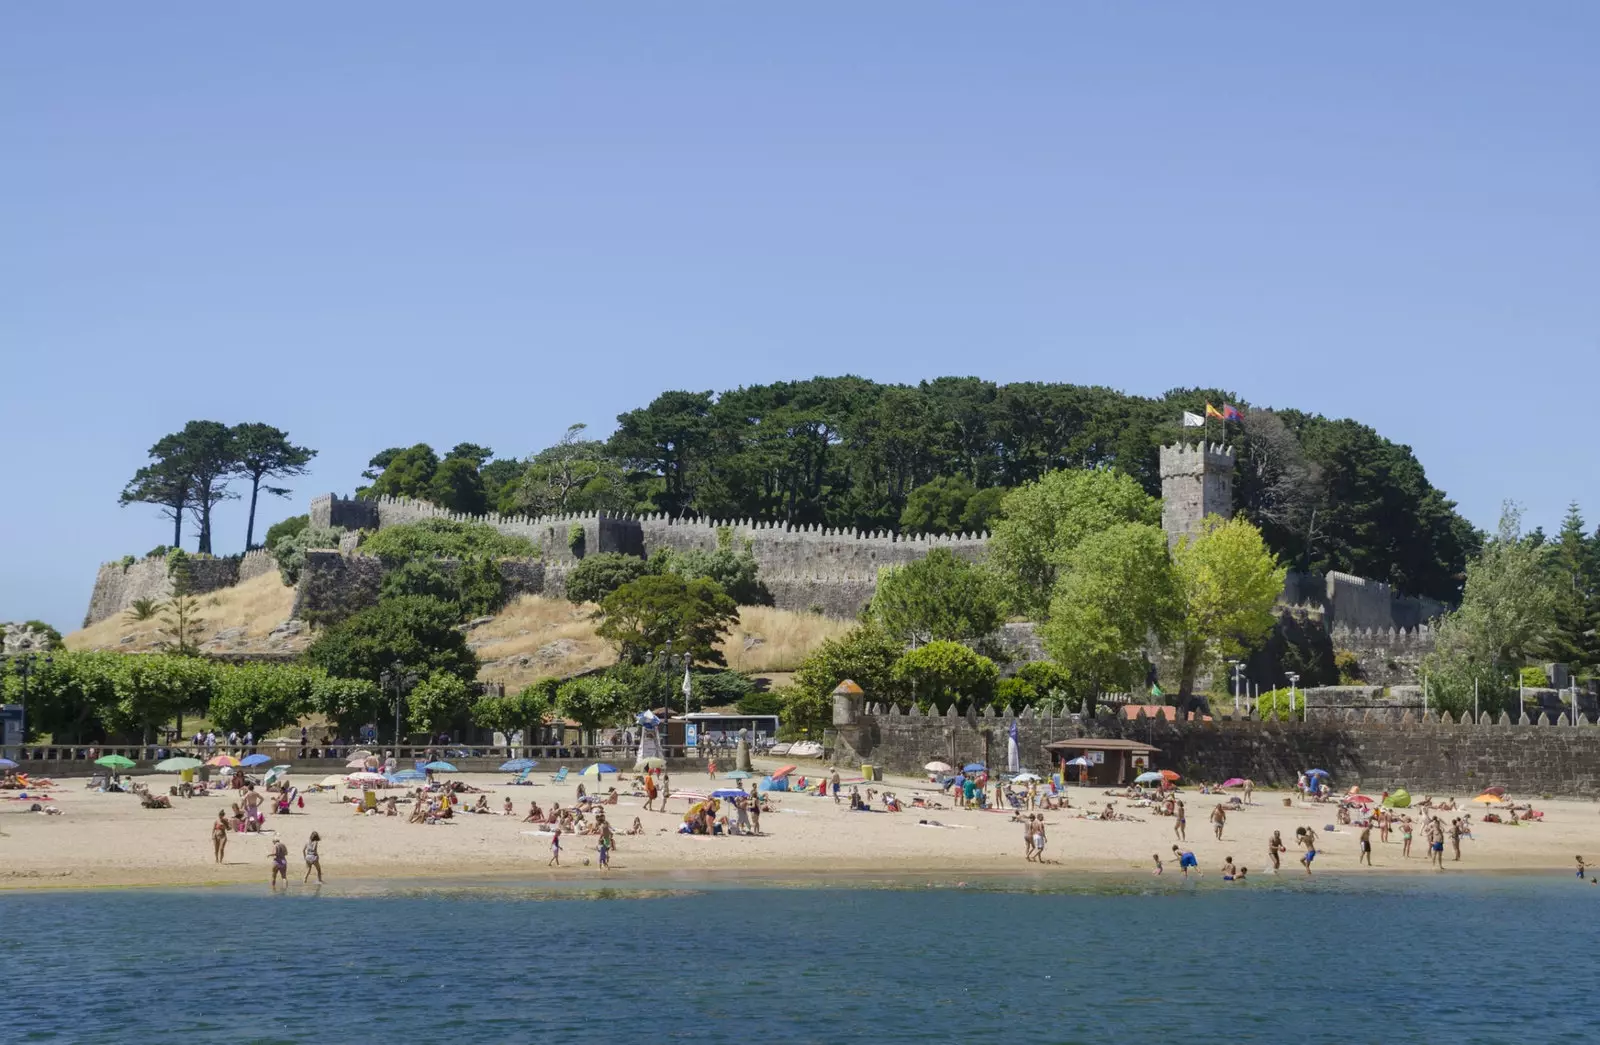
[351,377,1475,601]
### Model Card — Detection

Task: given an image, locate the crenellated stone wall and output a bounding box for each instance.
[832,701,1600,795]
[82,549,277,626]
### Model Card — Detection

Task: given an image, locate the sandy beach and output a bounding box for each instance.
[4,759,1598,891]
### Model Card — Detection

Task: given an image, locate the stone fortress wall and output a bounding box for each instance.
[832,697,1600,796]
[83,549,275,626]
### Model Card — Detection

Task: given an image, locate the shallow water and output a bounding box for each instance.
[4,874,1594,1043]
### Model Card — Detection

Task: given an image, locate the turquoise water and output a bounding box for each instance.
[3,874,1594,1044]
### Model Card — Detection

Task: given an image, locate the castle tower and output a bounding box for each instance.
[1159,442,1235,547]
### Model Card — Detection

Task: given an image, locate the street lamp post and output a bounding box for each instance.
[12,653,52,758]
[646,641,692,756]
[1286,672,1301,721]
[381,666,418,755]
[1228,661,1242,713]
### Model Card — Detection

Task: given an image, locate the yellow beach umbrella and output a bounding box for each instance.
[1471,793,1503,804]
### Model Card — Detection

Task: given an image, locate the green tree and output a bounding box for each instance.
[429,456,489,515]
[735,689,784,716]
[367,443,440,500]
[407,673,474,735]
[555,676,634,734]
[445,442,495,467]
[231,423,316,549]
[775,684,831,738]
[270,524,345,585]
[304,596,480,686]
[1542,503,1600,670]
[455,556,510,617]
[309,674,383,739]
[594,574,740,665]
[565,552,652,605]
[900,476,980,535]
[361,517,536,561]
[1042,522,1178,710]
[172,420,240,554]
[870,548,1003,646]
[361,447,405,483]
[892,640,999,712]
[792,625,907,705]
[107,654,215,745]
[0,652,121,743]
[988,468,1162,618]
[1168,516,1287,702]
[208,663,318,736]
[994,661,1075,712]
[510,423,632,516]
[120,458,194,551]
[651,532,771,606]
[262,514,309,551]
[158,553,206,655]
[474,680,554,743]
[608,390,715,515]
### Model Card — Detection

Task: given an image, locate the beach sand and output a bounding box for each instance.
[4,761,1598,890]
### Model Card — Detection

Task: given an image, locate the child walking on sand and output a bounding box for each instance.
[1151,853,1163,875]
[548,827,562,867]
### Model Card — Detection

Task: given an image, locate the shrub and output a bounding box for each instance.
[124,599,164,623]
[144,545,171,559]
[735,690,783,716]
[1519,665,1549,688]
[118,555,137,570]
[568,524,586,558]
[262,514,310,551]
[793,625,907,705]
[1334,649,1364,685]
[1255,687,1297,721]
[650,537,771,607]
[362,518,537,561]
[270,525,346,585]
[892,641,998,713]
[691,670,755,708]
[565,553,651,605]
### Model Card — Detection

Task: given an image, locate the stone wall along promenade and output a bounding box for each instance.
[82,549,275,627]
[832,701,1600,796]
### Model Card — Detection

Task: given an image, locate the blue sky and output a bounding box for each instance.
[3,3,1596,631]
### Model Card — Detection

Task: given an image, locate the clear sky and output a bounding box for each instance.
[3,3,1596,632]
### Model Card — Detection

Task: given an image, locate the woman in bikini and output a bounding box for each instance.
[270,839,289,889]
[1268,830,1286,873]
[212,810,230,864]
[303,831,323,883]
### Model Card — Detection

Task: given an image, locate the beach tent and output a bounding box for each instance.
[1383,788,1412,808]
[759,776,790,792]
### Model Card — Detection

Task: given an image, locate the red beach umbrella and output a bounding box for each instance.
[1159,770,1180,781]
[771,765,798,778]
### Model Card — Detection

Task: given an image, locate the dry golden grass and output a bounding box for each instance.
[473,596,852,690]
[65,572,299,653]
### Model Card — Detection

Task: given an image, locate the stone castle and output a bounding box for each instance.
[85,442,1446,675]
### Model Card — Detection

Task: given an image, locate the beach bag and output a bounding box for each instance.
[297,796,304,808]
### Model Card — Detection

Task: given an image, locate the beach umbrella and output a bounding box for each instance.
[925,761,953,773]
[319,775,346,787]
[347,771,387,784]
[389,769,426,783]
[712,788,748,799]
[771,765,798,778]
[1305,769,1330,778]
[1221,777,1247,787]
[0,758,17,770]
[240,753,273,767]
[263,767,289,788]
[1383,788,1412,808]
[1159,770,1181,782]
[1482,785,1507,797]
[670,790,709,802]
[1134,771,1164,784]
[422,761,458,772]
[345,757,372,769]
[499,758,537,772]
[95,754,137,769]
[580,763,618,777]
[1065,757,1091,767]
[347,749,374,760]
[1010,771,1042,783]
[208,755,239,768]
[962,763,986,773]
[1347,795,1376,804]
[154,756,202,772]
[1471,793,1503,804]
[637,757,666,770]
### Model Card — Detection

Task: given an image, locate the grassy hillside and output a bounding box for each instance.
[67,579,850,688]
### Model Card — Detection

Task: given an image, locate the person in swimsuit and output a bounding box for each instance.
[1449,818,1463,862]
[270,839,289,889]
[1174,800,1186,841]
[1236,866,1248,881]
[1151,853,1163,875]
[1401,817,1414,858]
[1211,804,1227,840]
[1297,827,1317,875]
[1221,856,1236,880]
[1033,818,1047,863]
[1023,815,1036,861]
[211,810,229,864]
[303,831,323,883]
[1171,845,1200,879]
[1577,855,1588,879]
[1268,830,1286,873]
[548,827,562,867]
[1359,823,1373,866]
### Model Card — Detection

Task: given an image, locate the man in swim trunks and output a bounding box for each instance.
[1211,803,1226,840]
[1022,815,1035,861]
[1032,817,1046,863]
[1359,823,1373,866]
[1171,845,1200,879]
[1298,827,1317,875]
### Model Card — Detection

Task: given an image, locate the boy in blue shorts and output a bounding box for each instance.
[1171,845,1200,878]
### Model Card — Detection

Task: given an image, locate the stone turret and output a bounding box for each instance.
[1160,442,1235,547]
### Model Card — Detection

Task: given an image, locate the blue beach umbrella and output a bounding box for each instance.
[712,788,748,799]
[580,763,618,777]
[499,758,537,772]
[1134,771,1164,784]
[0,758,18,770]
[240,753,273,767]
[389,769,426,783]
[1305,769,1330,778]
[963,763,986,773]
[422,761,458,772]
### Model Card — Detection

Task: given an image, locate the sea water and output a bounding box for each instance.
[2,874,1593,1044]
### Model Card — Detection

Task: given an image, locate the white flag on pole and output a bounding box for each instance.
[682,662,693,699]
[1181,411,1205,427]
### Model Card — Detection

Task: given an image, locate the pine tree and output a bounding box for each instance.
[1542,503,1600,672]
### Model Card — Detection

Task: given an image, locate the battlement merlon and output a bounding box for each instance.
[1158,442,1236,478]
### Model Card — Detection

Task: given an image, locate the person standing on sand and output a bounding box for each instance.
[270,839,289,890]
[1243,780,1254,805]
[1297,827,1317,875]
[1359,823,1373,866]
[643,772,658,812]
[1211,803,1226,840]
[303,831,323,883]
[548,827,562,867]
[1033,817,1047,863]
[1174,800,1187,841]
[1401,816,1414,858]
[1427,817,1445,870]
[750,796,762,835]
[1578,856,1588,880]
[212,810,229,864]
[1449,818,1463,862]
[1268,830,1286,873]
[831,769,841,805]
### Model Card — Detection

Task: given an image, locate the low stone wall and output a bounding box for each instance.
[832,704,1600,795]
